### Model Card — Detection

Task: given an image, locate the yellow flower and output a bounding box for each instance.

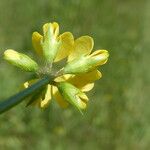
[23,34,106,110]
[32,22,74,63]
[4,21,109,112]
[23,69,101,109]
[63,36,109,74]
[3,49,39,72]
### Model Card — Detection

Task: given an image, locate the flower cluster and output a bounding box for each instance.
[3,22,109,113]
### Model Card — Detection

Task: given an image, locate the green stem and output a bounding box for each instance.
[0,75,54,114]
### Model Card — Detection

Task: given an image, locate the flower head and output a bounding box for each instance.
[3,21,109,113]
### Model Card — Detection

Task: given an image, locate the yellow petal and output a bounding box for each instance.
[76,95,87,109]
[75,69,101,82]
[52,22,59,37]
[89,49,109,66]
[52,86,69,108]
[43,23,49,35]
[79,92,89,102]
[76,92,89,109]
[81,83,94,92]
[23,79,38,88]
[4,49,20,59]
[54,32,74,62]
[32,32,43,55]
[55,70,101,92]
[43,22,59,38]
[67,70,102,91]
[54,74,72,82]
[68,36,94,62]
[40,84,52,108]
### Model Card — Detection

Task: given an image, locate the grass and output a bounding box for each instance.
[0,0,150,149]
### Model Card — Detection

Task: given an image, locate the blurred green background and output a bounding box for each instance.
[0,0,150,149]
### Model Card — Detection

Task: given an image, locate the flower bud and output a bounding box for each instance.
[63,50,109,74]
[41,22,61,63]
[4,49,39,72]
[57,82,88,113]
